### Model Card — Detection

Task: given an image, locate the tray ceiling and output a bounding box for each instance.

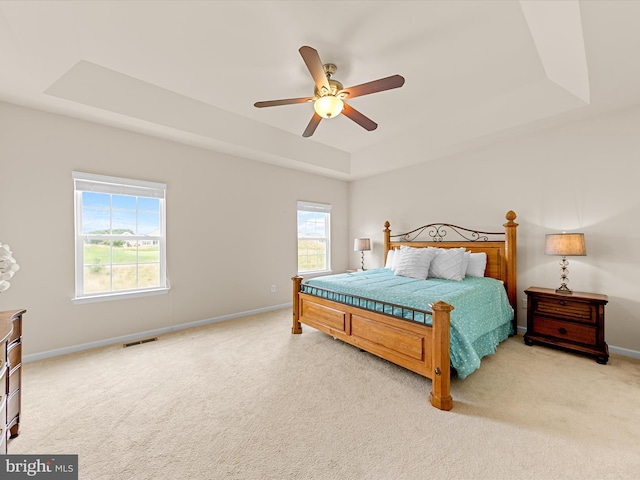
[1,1,639,180]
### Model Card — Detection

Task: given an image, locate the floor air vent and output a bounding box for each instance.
[123,337,158,348]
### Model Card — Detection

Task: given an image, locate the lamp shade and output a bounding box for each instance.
[314,95,344,118]
[354,238,371,252]
[544,233,586,256]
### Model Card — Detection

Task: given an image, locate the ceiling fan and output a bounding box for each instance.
[254,46,405,138]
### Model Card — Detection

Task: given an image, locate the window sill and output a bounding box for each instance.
[71,287,170,305]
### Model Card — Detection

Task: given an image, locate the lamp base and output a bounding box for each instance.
[555,284,573,294]
[556,257,573,294]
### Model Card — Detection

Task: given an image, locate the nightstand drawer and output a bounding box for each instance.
[531,316,597,346]
[534,298,594,324]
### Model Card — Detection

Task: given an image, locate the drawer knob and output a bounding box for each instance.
[559,301,568,306]
[558,327,568,335]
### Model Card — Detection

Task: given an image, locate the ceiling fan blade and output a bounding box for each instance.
[299,46,330,94]
[254,97,314,108]
[302,113,322,137]
[339,74,405,100]
[341,103,377,131]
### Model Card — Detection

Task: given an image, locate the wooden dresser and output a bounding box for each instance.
[0,309,25,453]
[524,287,608,364]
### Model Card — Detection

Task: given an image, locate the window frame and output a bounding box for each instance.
[72,171,169,304]
[297,201,332,275]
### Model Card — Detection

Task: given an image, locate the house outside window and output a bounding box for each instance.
[72,171,168,303]
[297,201,331,274]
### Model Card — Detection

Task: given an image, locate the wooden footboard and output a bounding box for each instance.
[292,276,454,410]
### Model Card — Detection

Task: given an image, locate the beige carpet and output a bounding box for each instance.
[10,308,640,479]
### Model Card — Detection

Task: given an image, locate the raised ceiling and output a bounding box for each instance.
[1,1,639,180]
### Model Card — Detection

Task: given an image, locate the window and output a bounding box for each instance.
[72,172,168,303]
[297,201,331,274]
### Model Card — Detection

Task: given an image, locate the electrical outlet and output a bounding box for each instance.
[521,298,527,309]
[271,284,276,293]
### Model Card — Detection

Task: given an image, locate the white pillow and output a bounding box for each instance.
[466,252,487,277]
[394,246,436,280]
[428,247,466,281]
[385,249,400,270]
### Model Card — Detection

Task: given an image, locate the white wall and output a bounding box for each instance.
[0,102,349,357]
[350,105,640,355]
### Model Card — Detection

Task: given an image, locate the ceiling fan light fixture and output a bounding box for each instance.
[313,95,344,118]
[254,46,405,136]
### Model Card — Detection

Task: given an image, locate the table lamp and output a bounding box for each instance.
[354,238,371,271]
[544,232,586,293]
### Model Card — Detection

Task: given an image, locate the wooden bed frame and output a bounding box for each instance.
[292,211,518,410]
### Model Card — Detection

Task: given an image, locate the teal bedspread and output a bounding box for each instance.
[303,268,514,379]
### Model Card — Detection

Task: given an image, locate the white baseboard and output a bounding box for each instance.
[515,325,640,360]
[23,303,292,363]
[608,344,640,359]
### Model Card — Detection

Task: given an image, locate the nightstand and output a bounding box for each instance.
[524,287,609,364]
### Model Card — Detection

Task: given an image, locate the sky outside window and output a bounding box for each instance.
[298,211,326,237]
[82,192,160,234]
